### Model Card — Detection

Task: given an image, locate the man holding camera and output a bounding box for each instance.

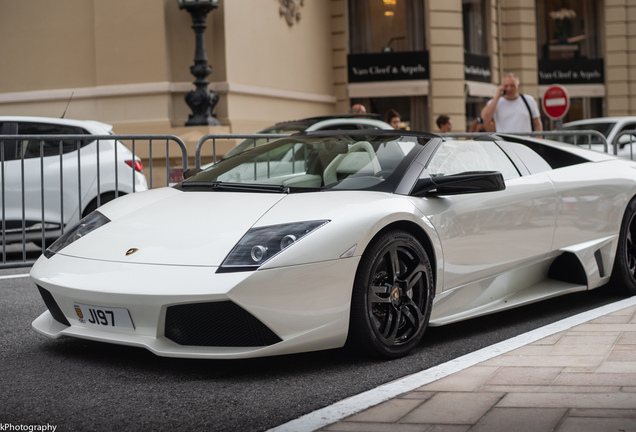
[481,73,542,133]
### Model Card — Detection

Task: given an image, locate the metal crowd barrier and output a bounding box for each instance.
[0,134,187,268]
[613,130,636,160]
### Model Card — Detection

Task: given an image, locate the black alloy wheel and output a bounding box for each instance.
[611,197,636,295]
[347,230,434,358]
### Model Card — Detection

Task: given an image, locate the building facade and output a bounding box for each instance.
[0,0,635,139]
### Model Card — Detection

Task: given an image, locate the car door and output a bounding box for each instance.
[417,140,557,291]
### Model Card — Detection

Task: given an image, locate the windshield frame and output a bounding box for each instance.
[179,131,434,194]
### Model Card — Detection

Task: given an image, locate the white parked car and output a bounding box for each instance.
[31,131,636,359]
[561,116,636,159]
[0,116,148,247]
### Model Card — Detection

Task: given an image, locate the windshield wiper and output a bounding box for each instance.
[180,181,290,194]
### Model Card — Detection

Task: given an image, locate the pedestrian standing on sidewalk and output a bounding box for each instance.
[385,109,401,130]
[351,104,367,115]
[481,73,542,133]
[436,115,454,140]
[436,115,453,133]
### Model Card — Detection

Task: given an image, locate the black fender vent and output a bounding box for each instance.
[165,301,282,347]
[548,252,588,286]
[37,285,70,327]
[594,249,605,278]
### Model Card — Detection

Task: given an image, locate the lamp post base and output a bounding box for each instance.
[184,87,221,126]
[179,1,221,127]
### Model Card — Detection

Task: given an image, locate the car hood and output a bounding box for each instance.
[54,187,425,269]
[57,187,287,266]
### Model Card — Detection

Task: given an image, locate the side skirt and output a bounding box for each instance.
[429,235,617,327]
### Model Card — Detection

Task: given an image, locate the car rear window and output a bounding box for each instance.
[18,122,91,158]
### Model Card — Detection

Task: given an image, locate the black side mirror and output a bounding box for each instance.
[410,171,505,197]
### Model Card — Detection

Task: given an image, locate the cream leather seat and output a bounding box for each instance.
[323,141,381,186]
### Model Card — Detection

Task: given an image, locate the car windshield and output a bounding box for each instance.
[181,134,427,193]
[561,122,616,144]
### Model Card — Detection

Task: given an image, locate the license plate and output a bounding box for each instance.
[73,303,135,331]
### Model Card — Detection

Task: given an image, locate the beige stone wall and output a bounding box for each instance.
[0,0,337,138]
[201,0,340,134]
[331,0,349,113]
[0,0,179,124]
[489,0,501,85]
[629,0,636,113]
[427,0,466,132]
[221,0,336,132]
[0,0,97,93]
[500,0,539,98]
[223,2,333,95]
[0,0,178,91]
[605,0,630,116]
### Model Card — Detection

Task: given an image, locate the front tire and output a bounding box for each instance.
[347,230,434,359]
[611,197,636,295]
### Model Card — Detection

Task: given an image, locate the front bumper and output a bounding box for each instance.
[30,253,358,359]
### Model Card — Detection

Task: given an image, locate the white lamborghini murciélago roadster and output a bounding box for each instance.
[31,130,636,359]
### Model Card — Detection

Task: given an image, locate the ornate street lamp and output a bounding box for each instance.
[177,0,221,126]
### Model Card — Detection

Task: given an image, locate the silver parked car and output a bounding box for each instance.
[562,116,636,159]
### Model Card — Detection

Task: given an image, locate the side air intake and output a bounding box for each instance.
[548,252,588,286]
[37,285,70,327]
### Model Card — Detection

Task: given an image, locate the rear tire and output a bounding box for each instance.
[346,230,434,359]
[610,197,636,295]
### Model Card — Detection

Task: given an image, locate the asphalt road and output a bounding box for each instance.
[0,264,630,432]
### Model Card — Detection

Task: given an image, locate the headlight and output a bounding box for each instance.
[219,220,329,272]
[44,211,110,259]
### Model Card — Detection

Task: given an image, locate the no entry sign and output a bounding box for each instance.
[542,84,570,120]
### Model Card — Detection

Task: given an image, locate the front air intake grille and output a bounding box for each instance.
[165,301,282,347]
[37,285,70,327]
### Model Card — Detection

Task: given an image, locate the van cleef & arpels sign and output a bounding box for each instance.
[348,51,430,83]
[538,59,604,85]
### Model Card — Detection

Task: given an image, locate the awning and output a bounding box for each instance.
[465,81,498,98]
